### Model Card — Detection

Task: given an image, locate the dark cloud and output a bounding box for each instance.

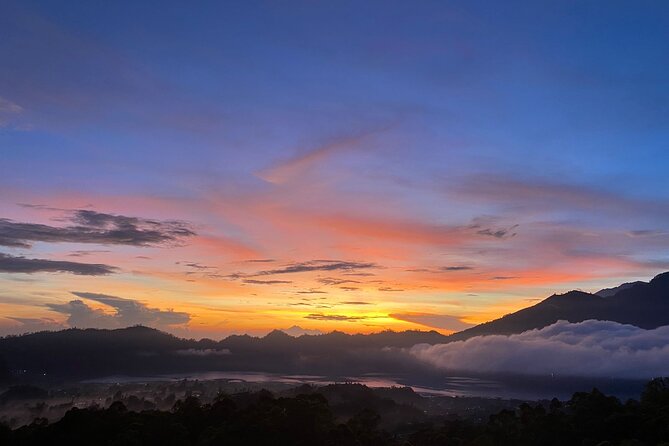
[0,209,195,248]
[289,302,331,309]
[378,287,404,292]
[177,262,216,270]
[410,320,669,379]
[0,253,116,275]
[243,279,293,285]
[407,266,474,274]
[340,300,370,305]
[340,287,360,292]
[67,250,111,257]
[304,313,367,321]
[317,277,361,285]
[441,266,473,271]
[254,260,376,276]
[45,292,191,329]
[475,225,518,239]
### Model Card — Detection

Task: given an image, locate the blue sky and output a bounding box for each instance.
[1,0,668,336]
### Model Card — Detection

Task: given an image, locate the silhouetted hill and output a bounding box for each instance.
[3,272,668,382]
[448,272,669,341]
[0,326,217,380]
[0,327,446,381]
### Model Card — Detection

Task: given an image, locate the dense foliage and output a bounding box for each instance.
[2,378,669,445]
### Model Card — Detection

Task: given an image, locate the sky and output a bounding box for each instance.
[1,0,668,338]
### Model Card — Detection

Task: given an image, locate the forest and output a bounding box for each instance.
[2,378,669,446]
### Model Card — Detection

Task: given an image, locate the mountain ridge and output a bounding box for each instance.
[448,272,669,342]
[2,272,667,381]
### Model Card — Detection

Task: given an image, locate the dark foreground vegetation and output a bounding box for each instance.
[2,378,669,446]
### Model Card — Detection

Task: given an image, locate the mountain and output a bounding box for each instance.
[595,281,645,297]
[448,272,669,341]
[0,327,447,381]
[2,272,667,382]
[0,326,218,380]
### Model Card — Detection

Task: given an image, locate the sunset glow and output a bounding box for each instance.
[1,1,668,338]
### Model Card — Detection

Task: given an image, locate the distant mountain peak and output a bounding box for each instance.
[263,329,291,339]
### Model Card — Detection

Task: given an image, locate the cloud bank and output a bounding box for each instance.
[410,320,669,379]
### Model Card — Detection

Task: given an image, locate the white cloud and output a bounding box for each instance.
[43,292,191,330]
[46,299,115,328]
[410,319,669,379]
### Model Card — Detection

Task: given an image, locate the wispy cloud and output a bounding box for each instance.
[296,289,327,294]
[256,126,391,184]
[378,287,404,292]
[243,279,293,285]
[308,213,518,247]
[304,313,368,322]
[456,174,669,220]
[252,260,377,276]
[0,96,24,128]
[317,277,361,285]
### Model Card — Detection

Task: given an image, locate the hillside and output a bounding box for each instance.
[448,272,669,341]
